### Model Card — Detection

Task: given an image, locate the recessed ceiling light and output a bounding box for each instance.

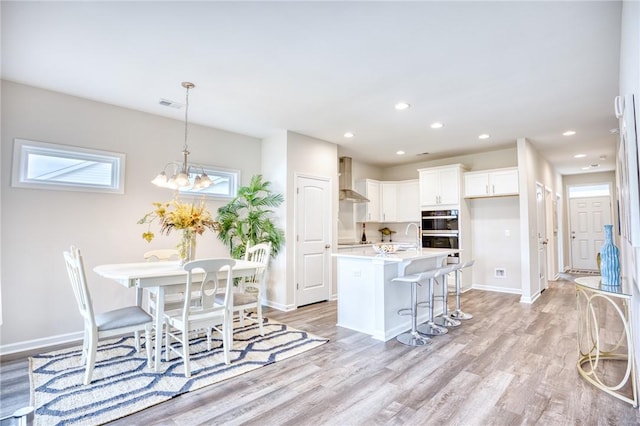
[396,150,405,155]
[478,134,490,139]
[395,102,410,110]
[430,122,444,129]
[563,130,576,136]
[581,166,591,170]
[574,154,587,158]
[344,132,354,138]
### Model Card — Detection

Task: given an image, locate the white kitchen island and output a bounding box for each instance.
[333,247,458,341]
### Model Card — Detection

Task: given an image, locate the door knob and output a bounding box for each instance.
[325,244,331,249]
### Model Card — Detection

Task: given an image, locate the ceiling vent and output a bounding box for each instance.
[159,98,183,109]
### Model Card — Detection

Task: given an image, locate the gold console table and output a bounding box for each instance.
[575,276,637,407]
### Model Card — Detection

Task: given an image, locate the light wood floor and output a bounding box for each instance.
[2,277,640,425]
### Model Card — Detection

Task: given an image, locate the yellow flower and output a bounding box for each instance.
[138,198,219,243]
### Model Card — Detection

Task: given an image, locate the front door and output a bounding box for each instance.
[296,175,332,306]
[569,196,612,270]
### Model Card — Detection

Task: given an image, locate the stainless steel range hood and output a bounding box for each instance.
[339,157,369,203]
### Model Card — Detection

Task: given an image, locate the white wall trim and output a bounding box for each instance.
[471,284,522,295]
[0,331,82,357]
[264,300,296,312]
[520,291,541,304]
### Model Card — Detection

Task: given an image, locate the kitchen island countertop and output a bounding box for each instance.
[333,247,457,262]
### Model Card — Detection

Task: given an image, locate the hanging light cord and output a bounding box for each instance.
[181,82,194,174]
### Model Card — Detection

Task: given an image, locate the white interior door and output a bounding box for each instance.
[296,175,332,306]
[545,187,556,280]
[569,196,612,270]
[536,183,548,292]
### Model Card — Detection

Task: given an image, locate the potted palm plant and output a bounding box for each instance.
[216,174,285,259]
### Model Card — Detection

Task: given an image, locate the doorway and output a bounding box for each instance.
[568,195,612,270]
[536,183,548,292]
[295,174,332,306]
[567,183,613,271]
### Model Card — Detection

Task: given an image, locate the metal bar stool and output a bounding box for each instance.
[434,264,462,327]
[449,259,475,320]
[416,265,452,336]
[392,268,443,346]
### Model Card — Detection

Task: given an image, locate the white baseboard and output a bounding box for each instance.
[263,300,296,312]
[471,284,522,295]
[0,331,82,357]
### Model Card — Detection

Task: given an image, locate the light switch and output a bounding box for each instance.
[505,229,511,237]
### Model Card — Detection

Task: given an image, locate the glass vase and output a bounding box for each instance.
[179,229,197,266]
[600,224,620,286]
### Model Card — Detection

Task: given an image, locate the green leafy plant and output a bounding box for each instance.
[216,174,285,259]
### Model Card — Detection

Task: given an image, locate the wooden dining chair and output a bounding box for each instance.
[63,246,153,385]
[164,258,236,377]
[232,242,271,336]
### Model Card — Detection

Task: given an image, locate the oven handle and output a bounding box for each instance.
[422,232,459,237]
[422,215,458,220]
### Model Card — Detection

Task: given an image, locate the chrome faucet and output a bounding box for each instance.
[405,222,421,249]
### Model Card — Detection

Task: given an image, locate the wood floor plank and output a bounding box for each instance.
[3,277,640,426]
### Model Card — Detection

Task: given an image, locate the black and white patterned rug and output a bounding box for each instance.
[30,319,327,425]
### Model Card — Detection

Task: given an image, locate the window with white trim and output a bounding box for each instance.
[178,166,239,199]
[11,138,125,194]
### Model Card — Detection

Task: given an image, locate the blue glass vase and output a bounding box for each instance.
[600,224,620,286]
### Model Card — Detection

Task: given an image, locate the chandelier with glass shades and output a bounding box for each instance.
[151,82,212,190]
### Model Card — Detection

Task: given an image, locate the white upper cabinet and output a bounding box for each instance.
[356,179,419,222]
[418,165,464,208]
[380,182,398,222]
[464,167,519,198]
[356,179,381,222]
[396,180,420,222]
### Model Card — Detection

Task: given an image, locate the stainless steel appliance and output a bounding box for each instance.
[422,209,459,263]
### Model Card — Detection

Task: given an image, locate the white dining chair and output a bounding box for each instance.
[64,246,153,385]
[164,258,236,377]
[232,242,271,336]
[143,249,189,315]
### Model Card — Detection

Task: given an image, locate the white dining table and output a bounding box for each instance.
[94,259,262,371]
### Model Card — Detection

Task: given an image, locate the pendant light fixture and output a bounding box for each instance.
[151,82,212,190]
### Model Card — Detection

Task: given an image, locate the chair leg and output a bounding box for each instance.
[144,324,153,369]
[134,330,141,352]
[257,303,264,336]
[183,326,191,378]
[223,311,231,365]
[164,323,171,362]
[239,309,246,327]
[84,330,98,385]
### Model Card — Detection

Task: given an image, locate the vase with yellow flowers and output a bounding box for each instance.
[138,199,220,265]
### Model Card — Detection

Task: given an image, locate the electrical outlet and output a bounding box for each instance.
[495,268,506,278]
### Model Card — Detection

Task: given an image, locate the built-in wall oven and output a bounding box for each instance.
[421,209,459,263]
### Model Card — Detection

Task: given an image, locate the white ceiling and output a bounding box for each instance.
[1,1,622,174]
